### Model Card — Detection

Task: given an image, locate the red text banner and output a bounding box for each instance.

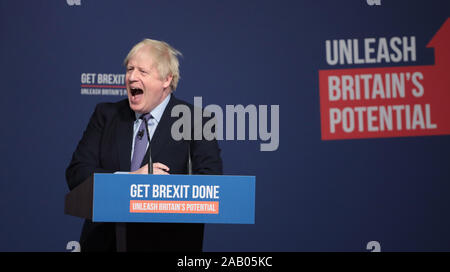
[319,18,450,140]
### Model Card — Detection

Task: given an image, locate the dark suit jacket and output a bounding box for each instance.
[66,94,223,252]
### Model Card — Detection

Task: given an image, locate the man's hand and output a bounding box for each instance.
[131,162,170,175]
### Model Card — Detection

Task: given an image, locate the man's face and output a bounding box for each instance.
[125,47,172,114]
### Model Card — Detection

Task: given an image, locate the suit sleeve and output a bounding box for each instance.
[191,116,223,175]
[65,104,113,190]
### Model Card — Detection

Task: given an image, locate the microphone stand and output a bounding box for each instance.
[143,117,153,174]
[187,143,192,175]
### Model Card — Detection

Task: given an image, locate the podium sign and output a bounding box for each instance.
[88,174,255,224]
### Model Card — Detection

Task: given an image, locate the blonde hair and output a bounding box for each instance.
[124,38,182,91]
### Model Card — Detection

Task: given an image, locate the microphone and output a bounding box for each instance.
[143,117,153,174]
[137,129,144,140]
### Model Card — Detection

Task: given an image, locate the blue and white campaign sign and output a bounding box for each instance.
[92,174,255,224]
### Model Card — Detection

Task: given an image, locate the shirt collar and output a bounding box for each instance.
[134,94,171,124]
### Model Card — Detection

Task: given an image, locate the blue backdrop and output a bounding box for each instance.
[1,0,449,251]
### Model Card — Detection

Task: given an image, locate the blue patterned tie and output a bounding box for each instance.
[130,113,152,171]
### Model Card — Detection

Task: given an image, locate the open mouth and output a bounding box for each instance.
[130,88,144,96]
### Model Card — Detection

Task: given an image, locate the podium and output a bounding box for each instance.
[65,173,255,224]
[65,173,255,251]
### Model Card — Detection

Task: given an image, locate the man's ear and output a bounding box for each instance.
[162,74,173,89]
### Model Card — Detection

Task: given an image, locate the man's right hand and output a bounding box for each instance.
[131,162,170,175]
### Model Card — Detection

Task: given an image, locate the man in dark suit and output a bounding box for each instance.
[66,39,223,252]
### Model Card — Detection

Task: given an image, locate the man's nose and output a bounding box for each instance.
[128,70,138,82]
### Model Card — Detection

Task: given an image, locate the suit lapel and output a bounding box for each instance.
[141,94,176,167]
[116,104,135,171]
